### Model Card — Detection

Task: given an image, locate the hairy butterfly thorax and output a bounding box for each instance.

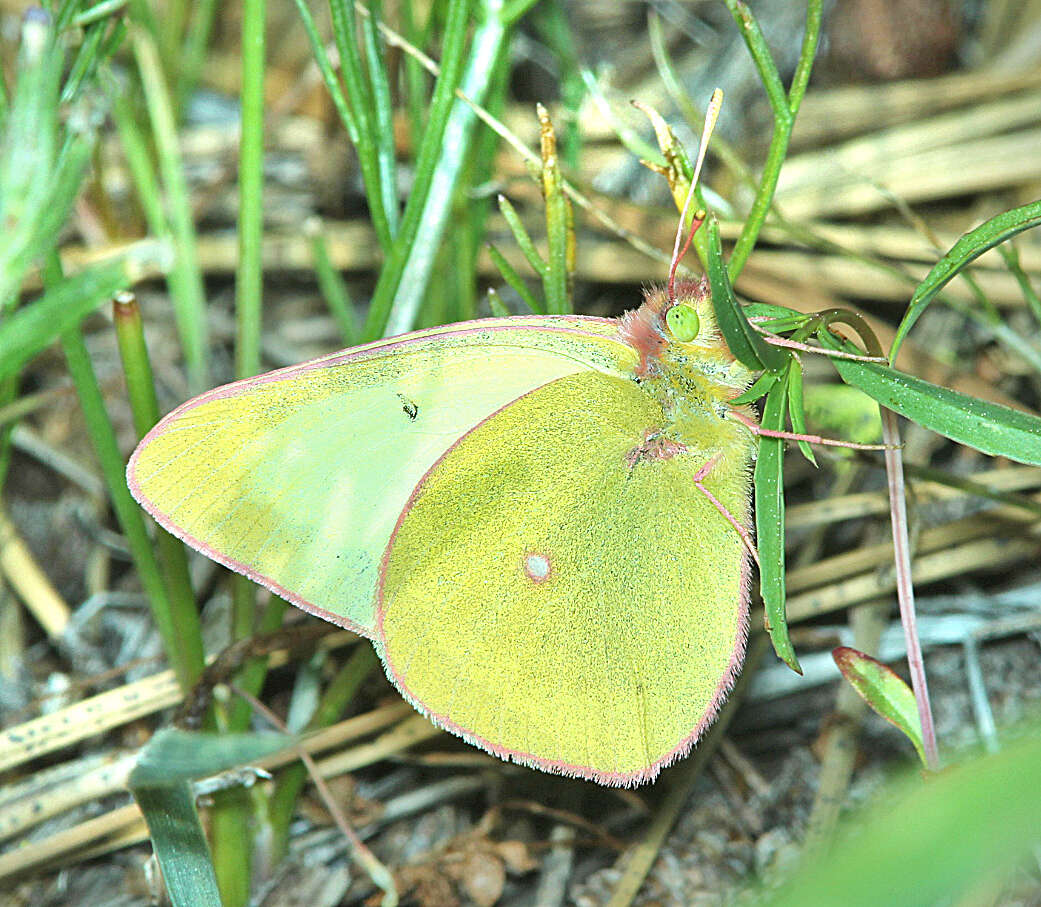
[619,277,757,469]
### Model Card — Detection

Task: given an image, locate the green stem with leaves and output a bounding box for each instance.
[724,0,822,281]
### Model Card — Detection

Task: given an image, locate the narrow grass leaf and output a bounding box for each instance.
[499,193,546,275]
[787,357,816,465]
[487,244,544,314]
[486,287,510,317]
[706,216,788,374]
[130,728,292,907]
[730,369,778,406]
[539,106,571,314]
[360,2,399,239]
[890,198,1041,361]
[367,0,493,337]
[133,782,220,907]
[755,370,800,673]
[308,222,359,344]
[0,261,129,383]
[769,725,1041,907]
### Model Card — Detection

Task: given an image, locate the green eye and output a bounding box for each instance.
[666,304,700,342]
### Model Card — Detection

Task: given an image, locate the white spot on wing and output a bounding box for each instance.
[524,552,551,583]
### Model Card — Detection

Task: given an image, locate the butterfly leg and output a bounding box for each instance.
[691,453,760,567]
[728,408,892,451]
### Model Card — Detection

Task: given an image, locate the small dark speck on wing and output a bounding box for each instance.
[397,393,419,421]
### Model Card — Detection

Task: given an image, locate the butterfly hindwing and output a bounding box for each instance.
[376,369,751,785]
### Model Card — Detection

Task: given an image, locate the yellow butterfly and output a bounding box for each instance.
[128,274,757,786]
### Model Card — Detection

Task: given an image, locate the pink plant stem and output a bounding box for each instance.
[881,408,939,770]
[755,330,888,363]
[728,408,889,450]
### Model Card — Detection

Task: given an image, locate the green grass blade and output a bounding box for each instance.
[498,193,547,275]
[723,0,822,280]
[373,0,509,338]
[706,216,788,374]
[132,781,221,907]
[889,198,1041,362]
[132,25,209,391]
[486,286,510,316]
[65,322,206,692]
[755,370,800,673]
[487,243,544,314]
[328,0,391,250]
[786,357,816,465]
[998,242,1041,327]
[307,220,359,344]
[360,1,399,238]
[235,0,265,380]
[539,106,571,314]
[175,0,219,112]
[0,260,130,384]
[291,0,358,141]
[130,728,292,907]
[0,11,63,307]
[60,18,106,102]
[768,723,1041,907]
[730,370,778,406]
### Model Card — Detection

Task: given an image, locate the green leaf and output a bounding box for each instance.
[833,646,926,765]
[755,370,800,673]
[498,193,546,276]
[706,216,788,374]
[130,728,292,785]
[730,369,778,406]
[768,722,1041,907]
[133,781,221,907]
[803,383,882,448]
[819,329,1041,466]
[743,301,807,331]
[787,357,816,466]
[486,286,510,317]
[890,198,1041,361]
[487,243,544,314]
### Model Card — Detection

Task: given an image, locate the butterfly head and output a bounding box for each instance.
[618,276,753,409]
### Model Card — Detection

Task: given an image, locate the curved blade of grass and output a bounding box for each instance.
[743,301,806,324]
[0,259,130,384]
[706,215,788,374]
[487,243,543,314]
[730,369,778,406]
[819,329,1041,466]
[833,646,926,765]
[755,370,800,673]
[890,198,1041,362]
[130,728,292,907]
[368,0,498,338]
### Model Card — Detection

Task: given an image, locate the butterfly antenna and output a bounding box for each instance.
[668,88,723,304]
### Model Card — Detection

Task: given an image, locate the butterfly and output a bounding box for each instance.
[128,90,766,785]
[127,271,760,786]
